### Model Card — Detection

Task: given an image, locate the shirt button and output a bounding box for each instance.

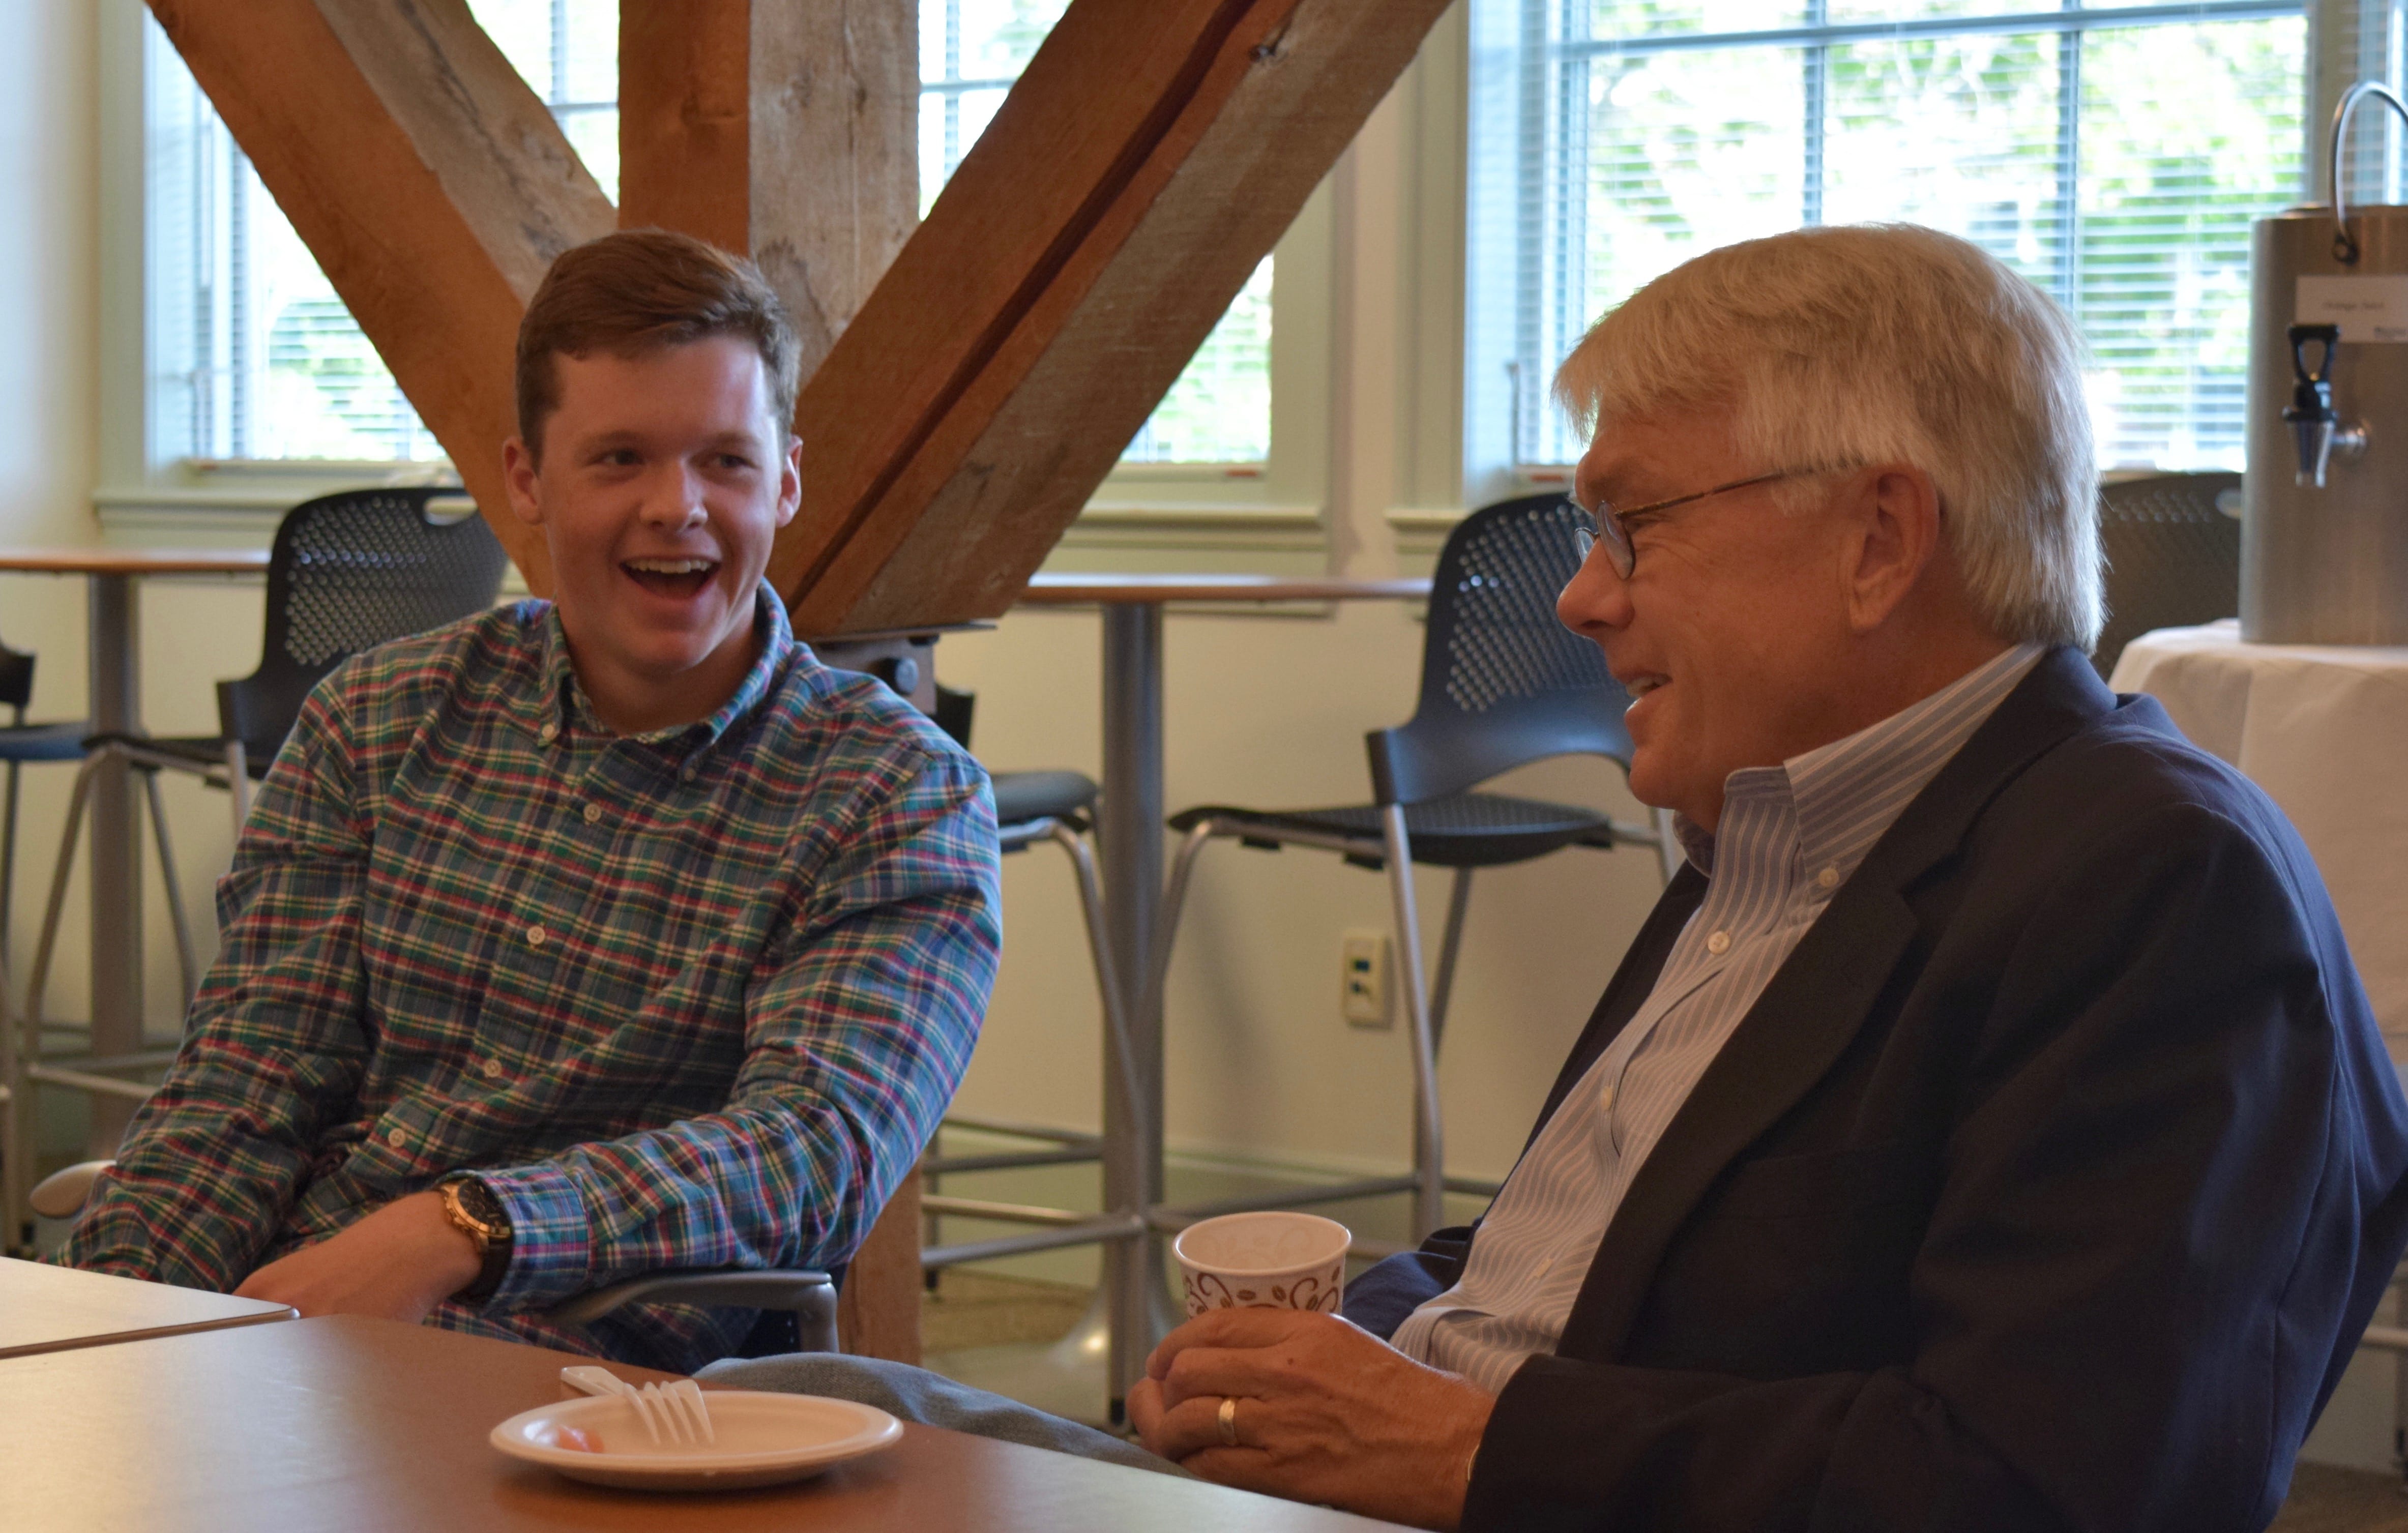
[582,803,602,824]
[385,1128,406,1149]
[526,924,548,948]
[539,722,558,743]
[1706,929,1731,955]
[482,1059,505,1080]
[1599,1084,1617,1112]
[1818,866,1840,889]
[681,765,696,782]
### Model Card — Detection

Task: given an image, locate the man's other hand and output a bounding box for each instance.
[1128,1308,1494,1531]
[233,1191,482,1323]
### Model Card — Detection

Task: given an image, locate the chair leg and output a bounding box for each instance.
[1140,820,1219,1054]
[2,757,19,978]
[139,769,199,1005]
[1427,868,1474,1057]
[1045,820,1146,1156]
[224,742,251,842]
[26,748,105,1034]
[1,947,21,1253]
[1381,805,1445,1240]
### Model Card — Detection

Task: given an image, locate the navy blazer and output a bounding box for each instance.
[1347,648,2408,1532]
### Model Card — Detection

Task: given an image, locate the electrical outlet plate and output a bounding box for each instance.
[1341,929,1392,1028]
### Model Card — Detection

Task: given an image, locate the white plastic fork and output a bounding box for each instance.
[560,1366,714,1446]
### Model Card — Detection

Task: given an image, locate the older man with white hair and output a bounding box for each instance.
[1125,222,2408,1530]
[722,223,2408,1532]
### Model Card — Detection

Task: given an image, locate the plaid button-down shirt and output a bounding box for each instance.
[61,591,1000,1372]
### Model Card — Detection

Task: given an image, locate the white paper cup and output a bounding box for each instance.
[1172,1212,1350,1319]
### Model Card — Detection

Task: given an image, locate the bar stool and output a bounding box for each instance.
[914,685,1146,1281]
[1148,494,1671,1241]
[2093,471,2241,680]
[14,488,507,1174]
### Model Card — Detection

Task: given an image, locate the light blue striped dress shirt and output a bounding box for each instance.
[1391,643,2046,1392]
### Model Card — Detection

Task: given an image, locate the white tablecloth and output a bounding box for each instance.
[2111,621,2408,1064]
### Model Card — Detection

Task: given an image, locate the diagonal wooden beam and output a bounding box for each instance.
[158,0,1448,632]
[777,0,1454,633]
[619,0,918,380]
[146,0,619,591]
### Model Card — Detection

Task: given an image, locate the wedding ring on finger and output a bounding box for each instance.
[1218,1395,1240,1448]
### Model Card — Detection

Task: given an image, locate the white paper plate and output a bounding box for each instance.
[490,1390,902,1491]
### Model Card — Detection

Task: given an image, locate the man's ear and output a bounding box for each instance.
[775,436,802,529]
[1843,464,1944,634]
[502,435,544,528]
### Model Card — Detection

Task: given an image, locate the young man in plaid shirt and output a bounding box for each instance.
[60,230,1002,1373]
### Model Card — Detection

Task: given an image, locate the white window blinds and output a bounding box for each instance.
[1472,0,2307,471]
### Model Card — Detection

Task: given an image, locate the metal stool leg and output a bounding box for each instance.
[1427,868,1474,1055]
[26,748,105,1035]
[139,769,198,1003]
[1379,806,1445,1240]
[224,741,251,841]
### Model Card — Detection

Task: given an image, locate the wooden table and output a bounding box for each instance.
[1012,574,1432,1407]
[0,548,270,1151]
[0,1314,1405,1532]
[0,1256,291,1359]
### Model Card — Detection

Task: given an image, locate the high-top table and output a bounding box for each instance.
[0,548,271,1152]
[1012,574,1431,1408]
[0,1313,1406,1532]
[0,1255,291,1359]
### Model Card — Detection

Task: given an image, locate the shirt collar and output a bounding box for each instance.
[524,585,796,761]
[1679,643,2046,882]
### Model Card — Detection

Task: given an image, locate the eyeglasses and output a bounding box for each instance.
[1570,469,1805,579]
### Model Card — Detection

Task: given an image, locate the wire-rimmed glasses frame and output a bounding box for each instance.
[1569,469,1803,579]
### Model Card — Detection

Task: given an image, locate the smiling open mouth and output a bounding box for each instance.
[622,557,718,598]
[1626,674,1668,698]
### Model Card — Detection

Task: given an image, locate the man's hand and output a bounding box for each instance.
[1127,1309,1494,1531]
[232,1191,482,1323]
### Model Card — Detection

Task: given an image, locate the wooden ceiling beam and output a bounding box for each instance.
[153,0,1449,631]
[145,0,619,591]
[619,0,918,380]
[776,0,1453,633]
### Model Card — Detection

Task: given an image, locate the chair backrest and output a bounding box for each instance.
[1367,493,1636,806]
[2094,471,2241,681]
[217,487,511,757]
[0,636,31,718]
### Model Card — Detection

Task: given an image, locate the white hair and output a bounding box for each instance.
[1553,223,2101,649]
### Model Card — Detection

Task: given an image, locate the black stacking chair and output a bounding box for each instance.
[1150,494,1667,1240]
[17,488,507,1118]
[912,685,1141,1279]
[2094,471,2242,681]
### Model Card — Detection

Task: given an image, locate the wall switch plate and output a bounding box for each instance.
[1341,930,1392,1028]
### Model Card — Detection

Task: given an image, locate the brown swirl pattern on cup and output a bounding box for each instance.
[1182,1262,1345,1318]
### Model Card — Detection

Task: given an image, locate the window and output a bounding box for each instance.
[1468,0,2308,473]
[142,0,1273,468]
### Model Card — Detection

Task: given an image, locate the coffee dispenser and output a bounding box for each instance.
[2245,82,2408,643]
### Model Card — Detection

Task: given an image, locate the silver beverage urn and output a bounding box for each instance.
[2245,81,2408,643]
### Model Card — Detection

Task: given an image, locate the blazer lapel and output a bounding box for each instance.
[1554,648,2122,1361]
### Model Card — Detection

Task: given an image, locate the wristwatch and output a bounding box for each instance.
[435,1175,514,1300]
